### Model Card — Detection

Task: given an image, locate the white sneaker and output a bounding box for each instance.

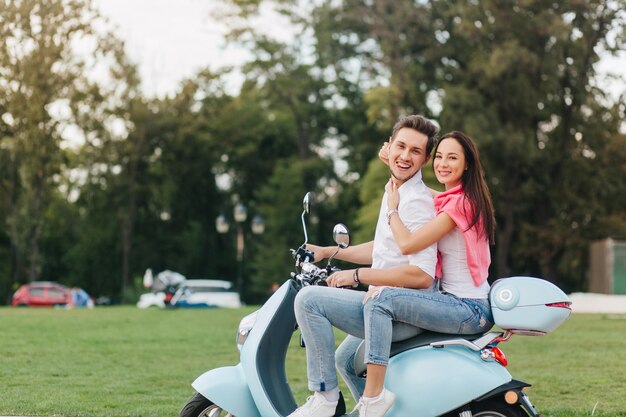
[288,391,338,417]
[354,389,396,417]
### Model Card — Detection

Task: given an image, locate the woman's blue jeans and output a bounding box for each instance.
[295,285,493,398]
[362,287,493,366]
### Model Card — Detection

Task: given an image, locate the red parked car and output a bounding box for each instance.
[12,281,72,307]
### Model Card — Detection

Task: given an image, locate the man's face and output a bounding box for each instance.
[388,127,430,185]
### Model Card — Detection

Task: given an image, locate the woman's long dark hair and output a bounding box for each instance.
[435,131,496,244]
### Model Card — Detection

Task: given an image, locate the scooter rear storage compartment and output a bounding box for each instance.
[489,277,572,334]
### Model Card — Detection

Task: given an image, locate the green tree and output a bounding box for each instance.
[314,0,626,290]
[249,157,335,302]
[433,0,626,288]
[67,73,229,300]
[295,0,445,241]
[0,0,134,299]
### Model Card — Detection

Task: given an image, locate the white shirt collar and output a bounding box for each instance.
[387,170,424,193]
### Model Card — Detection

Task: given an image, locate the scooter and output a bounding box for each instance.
[179,193,572,417]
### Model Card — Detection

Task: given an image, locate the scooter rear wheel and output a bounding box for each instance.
[470,399,527,417]
[179,392,235,417]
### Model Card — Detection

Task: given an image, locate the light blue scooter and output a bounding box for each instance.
[180,193,572,417]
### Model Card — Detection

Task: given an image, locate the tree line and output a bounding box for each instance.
[1,0,625,304]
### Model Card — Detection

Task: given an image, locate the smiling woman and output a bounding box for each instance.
[433,138,467,190]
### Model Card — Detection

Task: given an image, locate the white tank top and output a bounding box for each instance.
[438,227,490,298]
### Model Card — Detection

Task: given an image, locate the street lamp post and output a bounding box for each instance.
[216,203,265,297]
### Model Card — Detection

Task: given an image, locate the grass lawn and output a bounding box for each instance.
[0,306,625,417]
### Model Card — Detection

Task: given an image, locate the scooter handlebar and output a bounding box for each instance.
[295,261,328,285]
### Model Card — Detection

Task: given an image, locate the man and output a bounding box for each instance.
[289,115,439,417]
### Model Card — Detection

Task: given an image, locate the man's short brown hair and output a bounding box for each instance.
[391,115,439,156]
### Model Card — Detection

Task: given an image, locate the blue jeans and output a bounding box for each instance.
[294,286,423,394]
[363,287,494,366]
[335,335,365,400]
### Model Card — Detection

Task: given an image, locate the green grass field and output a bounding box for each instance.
[0,306,625,417]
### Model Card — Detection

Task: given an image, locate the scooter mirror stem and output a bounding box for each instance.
[301,209,308,247]
[326,246,340,269]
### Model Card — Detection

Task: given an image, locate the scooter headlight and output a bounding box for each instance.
[236,311,259,351]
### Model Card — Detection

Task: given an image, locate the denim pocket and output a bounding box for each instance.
[459,304,490,334]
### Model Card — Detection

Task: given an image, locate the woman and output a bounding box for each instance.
[354,131,496,417]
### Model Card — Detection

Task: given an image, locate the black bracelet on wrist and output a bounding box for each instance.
[353,268,361,284]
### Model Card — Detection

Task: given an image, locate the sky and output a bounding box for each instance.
[96,0,293,98]
[96,0,626,101]
[96,0,239,97]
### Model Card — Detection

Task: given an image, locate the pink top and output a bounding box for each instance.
[434,184,490,286]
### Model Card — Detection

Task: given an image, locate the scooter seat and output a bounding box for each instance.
[353,331,484,377]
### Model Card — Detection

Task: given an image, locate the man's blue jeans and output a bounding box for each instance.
[295,286,422,394]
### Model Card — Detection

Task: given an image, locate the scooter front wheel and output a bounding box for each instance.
[179,392,235,417]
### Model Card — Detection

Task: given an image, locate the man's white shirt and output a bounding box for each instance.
[371,170,437,279]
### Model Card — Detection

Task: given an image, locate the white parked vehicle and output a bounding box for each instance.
[137,279,242,309]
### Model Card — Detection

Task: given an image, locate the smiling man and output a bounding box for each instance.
[289,115,439,417]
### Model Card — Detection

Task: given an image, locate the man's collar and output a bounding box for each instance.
[398,170,423,189]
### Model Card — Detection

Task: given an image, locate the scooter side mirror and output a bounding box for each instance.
[327,224,350,268]
[300,192,313,247]
[302,192,312,214]
[332,223,350,249]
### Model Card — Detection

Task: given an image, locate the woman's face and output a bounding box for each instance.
[433,138,467,190]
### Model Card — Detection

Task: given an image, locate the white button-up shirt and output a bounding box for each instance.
[371,171,437,278]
